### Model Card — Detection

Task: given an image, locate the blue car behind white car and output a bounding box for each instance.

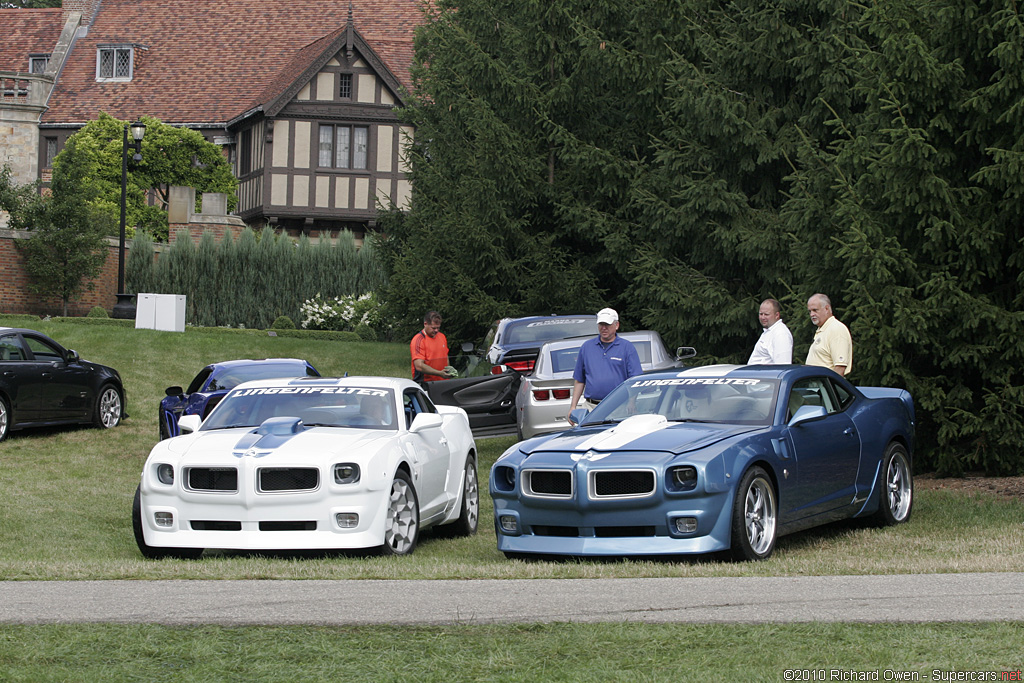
[491,364,914,561]
[159,358,319,439]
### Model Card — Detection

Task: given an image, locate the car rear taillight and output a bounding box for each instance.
[533,390,550,401]
[552,389,571,400]
[505,360,534,372]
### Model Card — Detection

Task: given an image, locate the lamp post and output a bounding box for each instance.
[112,118,146,319]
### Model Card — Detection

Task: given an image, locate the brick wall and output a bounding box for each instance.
[0,229,123,316]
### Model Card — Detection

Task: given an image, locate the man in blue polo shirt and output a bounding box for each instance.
[567,307,643,424]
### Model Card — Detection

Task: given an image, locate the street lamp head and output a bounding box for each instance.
[130,119,146,141]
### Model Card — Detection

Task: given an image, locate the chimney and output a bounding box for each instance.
[63,0,102,26]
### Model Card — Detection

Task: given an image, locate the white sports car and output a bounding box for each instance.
[133,376,479,558]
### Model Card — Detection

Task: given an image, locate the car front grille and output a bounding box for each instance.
[524,469,573,498]
[258,467,319,492]
[591,470,656,498]
[187,467,238,492]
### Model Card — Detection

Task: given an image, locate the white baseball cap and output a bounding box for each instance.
[596,308,618,324]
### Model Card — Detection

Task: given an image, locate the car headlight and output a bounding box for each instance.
[667,466,698,492]
[156,463,174,485]
[493,465,516,492]
[333,463,360,485]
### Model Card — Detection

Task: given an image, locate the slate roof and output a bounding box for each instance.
[0,8,63,73]
[40,0,421,127]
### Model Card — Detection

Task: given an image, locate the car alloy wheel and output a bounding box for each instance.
[730,466,777,561]
[0,395,9,442]
[873,442,913,526]
[383,470,419,555]
[95,385,122,429]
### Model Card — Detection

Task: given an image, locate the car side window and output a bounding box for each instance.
[186,368,213,394]
[24,335,62,362]
[0,335,24,362]
[403,389,438,428]
[830,380,855,410]
[787,378,838,419]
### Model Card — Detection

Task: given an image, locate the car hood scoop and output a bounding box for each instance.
[232,417,305,454]
[522,414,761,456]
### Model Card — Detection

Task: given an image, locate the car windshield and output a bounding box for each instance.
[580,377,779,427]
[201,386,398,431]
[547,339,653,375]
[506,318,597,345]
[207,362,317,392]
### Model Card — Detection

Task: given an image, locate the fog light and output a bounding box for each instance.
[336,512,359,529]
[156,463,174,485]
[499,515,518,533]
[154,512,174,528]
[673,517,698,534]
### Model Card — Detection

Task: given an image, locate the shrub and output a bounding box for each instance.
[354,322,378,342]
[271,315,296,330]
[86,306,109,318]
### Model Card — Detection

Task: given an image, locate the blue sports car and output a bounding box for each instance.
[491,364,914,561]
[159,358,320,439]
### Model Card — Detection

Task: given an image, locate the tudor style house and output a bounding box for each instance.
[2,0,422,239]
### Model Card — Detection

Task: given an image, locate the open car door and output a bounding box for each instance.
[423,352,521,435]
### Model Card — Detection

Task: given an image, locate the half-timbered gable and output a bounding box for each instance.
[6,0,420,236]
[231,23,414,235]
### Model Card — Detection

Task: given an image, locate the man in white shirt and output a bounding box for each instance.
[747,298,793,365]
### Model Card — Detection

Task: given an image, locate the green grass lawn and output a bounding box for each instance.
[1,318,1021,678]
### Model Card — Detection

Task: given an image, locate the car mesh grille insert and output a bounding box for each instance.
[187,467,238,492]
[593,470,655,497]
[259,468,319,492]
[526,470,572,497]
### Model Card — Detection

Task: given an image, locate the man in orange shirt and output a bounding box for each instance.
[410,311,456,385]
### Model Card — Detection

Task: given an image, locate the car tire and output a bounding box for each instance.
[93,384,122,429]
[729,466,777,562]
[381,470,419,556]
[438,455,479,538]
[0,394,10,442]
[132,486,203,560]
[871,442,913,526]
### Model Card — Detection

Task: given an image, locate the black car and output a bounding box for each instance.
[0,327,126,441]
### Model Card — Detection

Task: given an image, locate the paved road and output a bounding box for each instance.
[2,573,1021,626]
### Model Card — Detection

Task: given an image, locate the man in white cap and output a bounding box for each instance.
[568,307,642,423]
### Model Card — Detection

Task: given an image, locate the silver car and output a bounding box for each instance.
[514,331,694,439]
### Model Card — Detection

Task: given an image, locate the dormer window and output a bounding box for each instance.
[96,46,133,81]
[29,54,50,74]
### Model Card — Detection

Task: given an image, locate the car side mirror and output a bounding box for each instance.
[410,412,444,432]
[165,386,184,397]
[568,407,589,427]
[788,405,827,427]
[675,346,697,361]
[178,414,202,434]
[66,349,80,363]
[461,341,475,354]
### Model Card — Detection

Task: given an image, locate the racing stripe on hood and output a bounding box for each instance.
[233,417,304,457]
[573,414,672,451]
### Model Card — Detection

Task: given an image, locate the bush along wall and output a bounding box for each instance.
[126,227,389,334]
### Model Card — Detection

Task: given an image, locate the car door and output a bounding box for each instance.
[402,389,450,519]
[23,334,94,421]
[424,371,521,432]
[783,376,862,520]
[0,333,42,423]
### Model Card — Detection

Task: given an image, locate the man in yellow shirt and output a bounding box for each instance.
[805,293,852,376]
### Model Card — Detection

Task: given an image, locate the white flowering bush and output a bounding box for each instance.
[300,292,381,332]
